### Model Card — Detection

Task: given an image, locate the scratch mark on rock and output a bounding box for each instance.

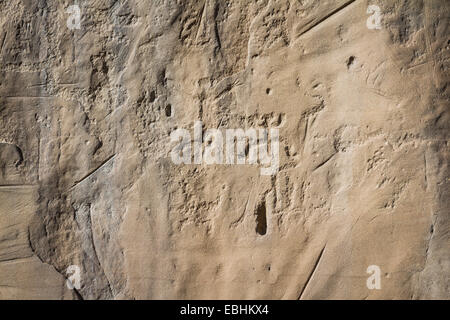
[298,245,326,300]
[0,184,36,188]
[313,152,336,171]
[298,0,357,38]
[69,154,116,190]
[423,153,428,190]
[0,31,7,55]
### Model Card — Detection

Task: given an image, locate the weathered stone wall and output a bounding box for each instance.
[0,0,448,299]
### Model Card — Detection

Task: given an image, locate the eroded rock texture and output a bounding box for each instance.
[0,0,448,299]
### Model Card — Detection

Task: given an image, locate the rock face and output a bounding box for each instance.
[0,0,448,300]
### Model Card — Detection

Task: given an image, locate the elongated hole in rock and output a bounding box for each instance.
[255,201,267,235]
[149,90,156,102]
[165,104,172,117]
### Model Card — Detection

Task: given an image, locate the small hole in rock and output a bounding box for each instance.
[149,90,156,103]
[165,104,172,117]
[346,56,356,69]
[266,88,272,95]
[255,201,267,235]
[14,145,24,167]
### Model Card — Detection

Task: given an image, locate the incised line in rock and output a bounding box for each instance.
[298,0,357,38]
[69,154,116,190]
[298,245,326,300]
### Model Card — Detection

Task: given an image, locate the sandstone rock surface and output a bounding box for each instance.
[0,0,448,299]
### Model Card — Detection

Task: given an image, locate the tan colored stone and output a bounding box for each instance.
[0,0,448,299]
